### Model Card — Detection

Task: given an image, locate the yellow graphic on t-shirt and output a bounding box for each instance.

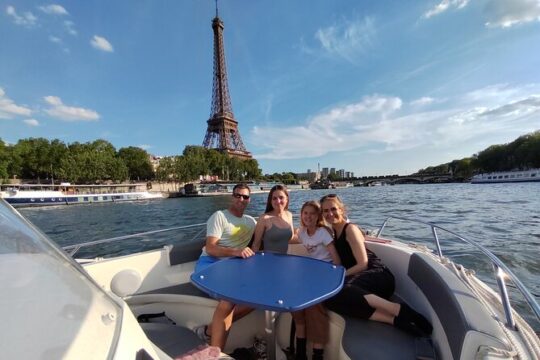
[230,224,252,247]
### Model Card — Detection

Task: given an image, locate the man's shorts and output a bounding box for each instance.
[194,255,225,273]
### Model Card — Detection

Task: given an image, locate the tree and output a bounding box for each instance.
[183,146,209,179]
[48,139,68,181]
[9,138,52,181]
[118,147,154,180]
[243,159,262,180]
[281,172,297,184]
[59,140,128,183]
[0,139,8,181]
[156,156,174,182]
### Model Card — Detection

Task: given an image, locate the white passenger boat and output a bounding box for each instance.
[1,199,539,359]
[0,183,163,207]
[471,169,540,184]
[182,182,300,197]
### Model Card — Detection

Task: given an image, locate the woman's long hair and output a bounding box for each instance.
[265,184,289,213]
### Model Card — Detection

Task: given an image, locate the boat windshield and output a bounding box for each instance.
[0,200,122,359]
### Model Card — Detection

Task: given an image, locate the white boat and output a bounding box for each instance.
[0,183,163,207]
[1,199,539,359]
[471,169,540,184]
[182,182,301,197]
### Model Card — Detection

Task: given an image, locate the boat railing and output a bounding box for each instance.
[63,222,207,258]
[377,215,540,329]
[63,215,539,329]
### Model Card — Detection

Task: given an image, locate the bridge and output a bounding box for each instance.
[354,173,458,186]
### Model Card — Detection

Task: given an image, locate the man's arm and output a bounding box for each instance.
[205,236,254,258]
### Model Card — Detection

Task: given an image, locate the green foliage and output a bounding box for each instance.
[0,139,9,181]
[472,131,540,171]
[156,146,263,182]
[118,147,154,181]
[2,138,129,183]
[417,130,540,177]
[260,171,298,184]
[327,172,341,181]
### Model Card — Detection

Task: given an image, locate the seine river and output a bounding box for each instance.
[20,183,540,330]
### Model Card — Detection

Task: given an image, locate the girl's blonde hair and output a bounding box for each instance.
[300,201,325,228]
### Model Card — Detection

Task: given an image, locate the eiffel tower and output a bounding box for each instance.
[202,5,252,159]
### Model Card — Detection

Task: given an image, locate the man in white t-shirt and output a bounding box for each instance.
[193,183,257,352]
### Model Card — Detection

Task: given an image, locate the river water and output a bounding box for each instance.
[20,183,540,330]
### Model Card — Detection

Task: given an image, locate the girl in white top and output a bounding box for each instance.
[297,201,340,263]
[293,201,340,360]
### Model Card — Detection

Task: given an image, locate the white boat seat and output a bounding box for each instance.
[408,252,510,359]
[140,322,205,357]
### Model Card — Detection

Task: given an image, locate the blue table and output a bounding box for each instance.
[191,252,345,359]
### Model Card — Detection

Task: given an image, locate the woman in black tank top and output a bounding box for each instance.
[320,194,432,337]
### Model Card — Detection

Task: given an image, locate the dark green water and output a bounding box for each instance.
[20,183,540,330]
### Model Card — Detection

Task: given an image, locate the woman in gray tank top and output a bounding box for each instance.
[251,185,294,254]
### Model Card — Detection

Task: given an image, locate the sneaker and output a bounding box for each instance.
[252,336,267,360]
[193,324,211,344]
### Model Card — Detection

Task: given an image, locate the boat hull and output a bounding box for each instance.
[471,169,540,184]
[2,192,162,207]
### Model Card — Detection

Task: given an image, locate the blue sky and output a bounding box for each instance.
[1,0,539,176]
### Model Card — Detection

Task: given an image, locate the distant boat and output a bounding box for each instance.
[309,179,335,190]
[333,181,354,188]
[0,183,163,207]
[471,169,540,184]
[182,182,296,197]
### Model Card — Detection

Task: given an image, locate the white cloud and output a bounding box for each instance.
[410,97,435,107]
[6,5,38,27]
[484,0,540,28]
[64,20,77,35]
[90,35,114,52]
[423,0,469,19]
[480,95,540,117]
[43,96,100,121]
[138,144,152,150]
[252,84,540,160]
[315,16,376,63]
[0,88,32,119]
[39,4,68,15]
[23,119,39,126]
[49,35,61,43]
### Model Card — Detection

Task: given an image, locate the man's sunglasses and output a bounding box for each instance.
[232,193,250,200]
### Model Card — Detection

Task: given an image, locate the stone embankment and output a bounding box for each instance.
[147,181,183,198]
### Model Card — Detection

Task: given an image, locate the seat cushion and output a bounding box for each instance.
[342,317,418,359]
[140,322,205,358]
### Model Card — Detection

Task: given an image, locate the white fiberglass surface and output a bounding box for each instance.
[0,201,122,359]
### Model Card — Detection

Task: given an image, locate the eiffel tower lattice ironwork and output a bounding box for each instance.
[202,12,252,159]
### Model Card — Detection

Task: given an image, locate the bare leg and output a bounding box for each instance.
[296,323,306,338]
[364,294,400,317]
[292,310,306,338]
[210,300,235,351]
[368,309,394,324]
[232,305,253,322]
[206,304,253,338]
